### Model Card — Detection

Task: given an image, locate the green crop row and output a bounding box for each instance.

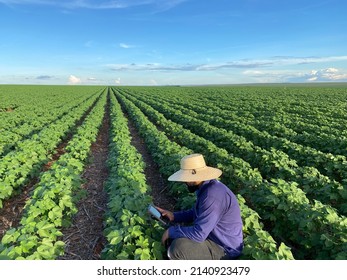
[114,88,295,260]
[0,88,101,158]
[0,90,107,259]
[0,89,104,208]
[126,86,347,156]
[0,85,104,131]
[182,86,347,142]
[101,90,165,260]
[133,88,347,186]
[124,90,347,215]
[117,89,347,259]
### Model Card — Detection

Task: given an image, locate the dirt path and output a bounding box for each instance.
[57,97,110,260]
[59,93,176,259]
[0,179,36,238]
[125,115,177,212]
[0,97,99,240]
[1,90,176,259]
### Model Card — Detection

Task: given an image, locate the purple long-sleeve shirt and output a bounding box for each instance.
[168,179,243,258]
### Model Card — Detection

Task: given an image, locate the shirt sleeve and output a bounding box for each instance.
[173,209,194,223]
[169,193,222,243]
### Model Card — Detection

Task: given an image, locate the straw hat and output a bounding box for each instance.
[168,154,222,182]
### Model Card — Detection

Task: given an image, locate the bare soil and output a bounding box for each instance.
[0,132,72,239]
[0,180,35,238]
[0,98,98,240]
[58,94,176,259]
[0,92,176,259]
[126,116,176,212]
[57,99,110,260]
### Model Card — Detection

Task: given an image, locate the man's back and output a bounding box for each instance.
[195,179,243,257]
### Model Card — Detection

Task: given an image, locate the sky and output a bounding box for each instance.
[0,0,346,85]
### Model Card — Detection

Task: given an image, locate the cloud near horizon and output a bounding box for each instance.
[107,61,273,72]
[36,75,54,80]
[68,75,81,84]
[243,67,347,83]
[307,68,347,81]
[106,56,347,73]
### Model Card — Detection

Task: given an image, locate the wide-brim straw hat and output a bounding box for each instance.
[168,154,222,182]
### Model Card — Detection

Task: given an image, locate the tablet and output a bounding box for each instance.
[148,204,169,225]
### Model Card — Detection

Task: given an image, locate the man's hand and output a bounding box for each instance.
[161,229,170,246]
[155,206,174,222]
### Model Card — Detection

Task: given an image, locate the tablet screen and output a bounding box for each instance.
[148,205,161,219]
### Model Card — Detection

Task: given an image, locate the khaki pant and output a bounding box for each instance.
[167,238,234,260]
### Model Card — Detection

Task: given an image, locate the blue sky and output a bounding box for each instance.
[0,0,346,85]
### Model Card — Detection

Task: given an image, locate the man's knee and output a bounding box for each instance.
[167,238,193,260]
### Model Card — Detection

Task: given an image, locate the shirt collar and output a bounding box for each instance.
[196,179,215,196]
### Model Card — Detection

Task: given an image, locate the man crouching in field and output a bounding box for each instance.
[156,153,243,260]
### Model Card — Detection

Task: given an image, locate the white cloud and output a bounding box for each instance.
[36,75,54,80]
[107,63,196,71]
[243,68,347,83]
[119,43,135,49]
[149,79,158,85]
[325,68,339,73]
[68,75,81,84]
[115,78,121,84]
[0,0,188,10]
[106,56,347,73]
[307,76,318,82]
[242,70,292,83]
[270,56,347,65]
[306,68,347,81]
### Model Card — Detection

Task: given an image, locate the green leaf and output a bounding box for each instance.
[0,255,12,260]
[135,248,151,260]
[107,230,123,245]
[116,251,129,260]
[1,229,20,244]
[129,225,143,238]
[37,246,53,259]
[136,236,149,248]
[277,243,294,260]
[152,241,165,260]
[37,222,55,238]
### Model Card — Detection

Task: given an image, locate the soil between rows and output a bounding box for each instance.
[126,116,176,212]
[0,96,98,241]
[0,92,176,259]
[57,97,110,260]
[58,94,176,259]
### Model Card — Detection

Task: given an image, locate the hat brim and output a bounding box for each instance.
[168,167,222,182]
